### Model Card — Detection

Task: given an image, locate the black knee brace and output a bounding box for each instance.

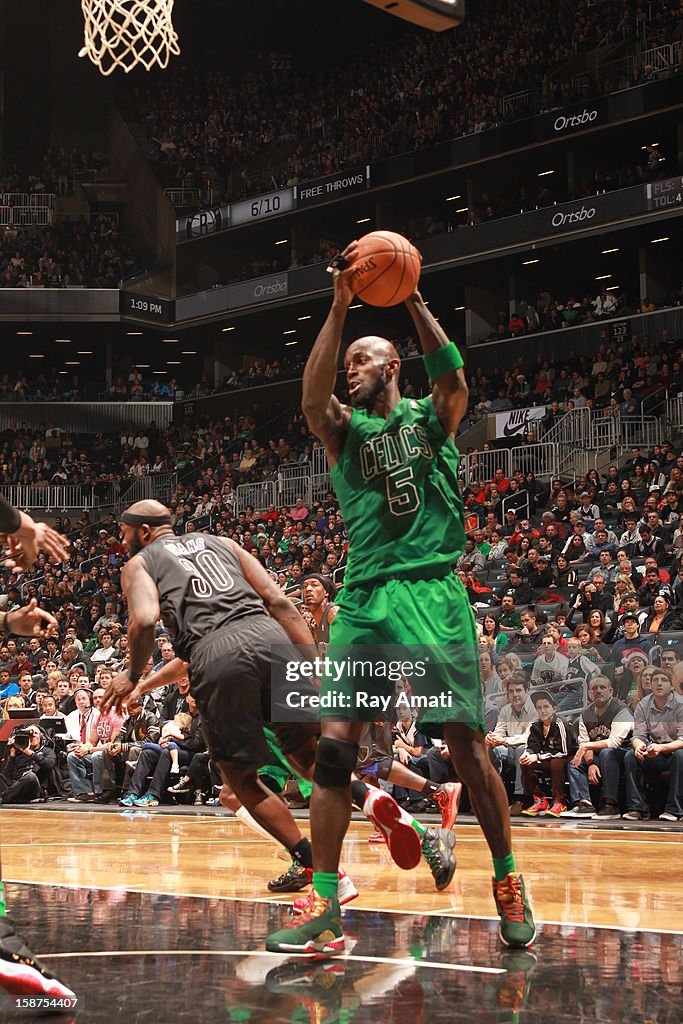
[314,737,359,789]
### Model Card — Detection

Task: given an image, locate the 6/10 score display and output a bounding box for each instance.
[230,187,294,226]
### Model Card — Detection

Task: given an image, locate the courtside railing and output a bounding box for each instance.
[0,483,117,510]
[115,472,178,510]
[0,401,173,433]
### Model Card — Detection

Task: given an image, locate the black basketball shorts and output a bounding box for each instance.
[189,615,316,772]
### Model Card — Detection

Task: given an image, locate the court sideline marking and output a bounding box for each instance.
[6,877,683,937]
[39,949,504,975]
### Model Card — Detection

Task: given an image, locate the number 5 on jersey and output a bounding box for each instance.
[387,466,420,516]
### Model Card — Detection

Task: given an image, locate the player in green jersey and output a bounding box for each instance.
[266,242,535,955]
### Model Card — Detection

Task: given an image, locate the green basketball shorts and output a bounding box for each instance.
[321,572,484,734]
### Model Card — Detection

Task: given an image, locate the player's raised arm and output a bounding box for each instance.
[405,291,469,436]
[227,540,320,657]
[301,245,357,462]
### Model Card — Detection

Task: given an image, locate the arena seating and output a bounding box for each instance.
[129,0,681,203]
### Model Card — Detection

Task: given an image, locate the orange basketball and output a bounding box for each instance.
[348,230,421,307]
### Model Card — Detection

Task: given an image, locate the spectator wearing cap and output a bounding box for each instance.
[611,620,654,666]
[578,492,600,521]
[498,569,534,608]
[661,490,681,527]
[607,595,648,640]
[526,551,553,591]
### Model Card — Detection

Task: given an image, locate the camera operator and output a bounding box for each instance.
[0,725,56,804]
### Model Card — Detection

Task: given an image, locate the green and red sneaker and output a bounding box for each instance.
[265,892,345,955]
[492,873,536,949]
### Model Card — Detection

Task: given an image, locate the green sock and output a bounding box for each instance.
[410,816,427,838]
[312,871,339,900]
[493,853,516,882]
[0,881,6,916]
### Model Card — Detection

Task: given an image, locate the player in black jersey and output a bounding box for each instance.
[0,496,76,1006]
[103,500,323,865]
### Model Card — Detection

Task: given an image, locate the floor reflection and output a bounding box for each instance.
[2,885,681,1022]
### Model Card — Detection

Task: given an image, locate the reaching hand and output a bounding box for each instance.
[331,241,359,308]
[2,514,70,570]
[6,600,58,638]
[100,672,136,715]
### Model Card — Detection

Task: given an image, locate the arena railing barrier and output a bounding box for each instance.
[0,401,173,433]
[0,483,118,511]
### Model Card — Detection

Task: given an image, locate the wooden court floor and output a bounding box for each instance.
[2,808,681,934]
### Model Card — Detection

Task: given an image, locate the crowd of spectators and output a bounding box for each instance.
[0,421,681,816]
[466,328,681,422]
[0,214,137,289]
[1,147,110,200]
[0,320,680,815]
[131,0,680,204]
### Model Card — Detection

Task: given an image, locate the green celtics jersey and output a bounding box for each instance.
[330,396,465,588]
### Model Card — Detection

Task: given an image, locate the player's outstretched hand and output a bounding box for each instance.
[101,671,136,715]
[2,514,70,570]
[6,599,59,638]
[330,240,359,309]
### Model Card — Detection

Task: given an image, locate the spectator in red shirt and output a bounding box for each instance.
[489,467,511,495]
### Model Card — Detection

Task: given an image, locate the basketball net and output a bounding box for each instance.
[79,0,180,76]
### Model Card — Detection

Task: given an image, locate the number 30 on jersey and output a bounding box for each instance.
[180,551,235,598]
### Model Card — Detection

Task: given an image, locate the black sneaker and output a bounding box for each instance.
[93,790,119,804]
[421,827,457,891]
[595,802,620,819]
[167,781,192,795]
[562,801,595,818]
[0,915,77,1002]
[267,862,312,893]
